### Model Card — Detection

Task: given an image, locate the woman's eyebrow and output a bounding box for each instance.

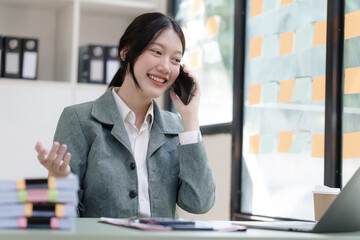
[150,42,182,55]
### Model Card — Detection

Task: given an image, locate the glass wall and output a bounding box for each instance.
[241,0,327,220]
[342,0,360,186]
[172,0,234,126]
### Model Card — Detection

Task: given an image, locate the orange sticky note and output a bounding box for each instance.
[278,79,295,103]
[250,0,263,17]
[279,31,294,56]
[311,76,326,101]
[206,15,221,38]
[278,131,293,152]
[344,67,360,94]
[248,83,262,105]
[313,21,327,46]
[311,134,324,158]
[343,132,360,159]
[281,0,294,6]
[249,36,263,59]
[191,0,204,15]
[249,134,260,154]
[345,10,360,40]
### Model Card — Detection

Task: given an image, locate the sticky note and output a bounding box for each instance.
[289,131,310,153]
[251,0,263,17]
[292,77,312,103]
[262,81,279,103]
[278,131,293,153]
[311,134,324,158]
[191,0,205,15]
[260,134,274,154]
[263,34,279,57]
[249,134,260,154]
[279,31,294,56]
[295,23,313,51]
[206,15,221,38]
[343,132,360,159]
[248,83,262,105]
[249,36,263,59]
[281,0,294,6]
[344,67,360,94]
[278,79,295,103]
[313,21,327,46]
[189,47,203,70]
[345,10,360,40]
[311,76,326,101]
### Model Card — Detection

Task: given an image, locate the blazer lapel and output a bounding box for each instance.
[91,87,132,154]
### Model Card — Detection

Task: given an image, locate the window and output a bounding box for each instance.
[167,0,234,132]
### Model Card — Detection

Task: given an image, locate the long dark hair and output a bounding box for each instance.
[108,12,185,88]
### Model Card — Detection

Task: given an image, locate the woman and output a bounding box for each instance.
[35,12,215,218]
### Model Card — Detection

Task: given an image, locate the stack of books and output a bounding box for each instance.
[0,174,78,230]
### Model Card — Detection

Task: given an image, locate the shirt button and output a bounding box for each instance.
[130,162,136,170]
[129,190,137,199]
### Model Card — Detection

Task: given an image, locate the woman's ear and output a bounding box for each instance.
[120,49,127,61]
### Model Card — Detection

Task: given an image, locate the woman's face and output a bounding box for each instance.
[133,28,183,100]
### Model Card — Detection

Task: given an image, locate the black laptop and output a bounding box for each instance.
[236,167,360,233]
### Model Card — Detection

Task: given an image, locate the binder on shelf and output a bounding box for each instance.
[2,36,21,78]
[20,38,38,80]
[78,45,105,84]
[0,36,2,77]
[104,46,120,85]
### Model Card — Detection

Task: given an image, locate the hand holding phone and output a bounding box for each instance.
[171,65,195,105]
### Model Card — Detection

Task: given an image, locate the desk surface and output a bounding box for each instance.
[0,218,360,240]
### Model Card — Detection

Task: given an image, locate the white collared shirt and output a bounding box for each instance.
[112,88,201,217]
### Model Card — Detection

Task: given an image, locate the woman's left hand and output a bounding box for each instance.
[170,64,200,132]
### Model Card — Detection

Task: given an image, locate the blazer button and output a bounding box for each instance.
[129,190,137,199]
[130,162,136,170]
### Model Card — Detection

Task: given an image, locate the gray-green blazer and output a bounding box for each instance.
[53,87,215,218]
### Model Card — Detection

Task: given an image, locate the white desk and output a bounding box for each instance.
[0,218,359,240]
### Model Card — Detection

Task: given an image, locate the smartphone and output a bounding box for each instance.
[171,65,195,105]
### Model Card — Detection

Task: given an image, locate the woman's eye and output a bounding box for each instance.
[151,49,162,55]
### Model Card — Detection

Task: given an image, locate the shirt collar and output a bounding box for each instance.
[112,87,154,130]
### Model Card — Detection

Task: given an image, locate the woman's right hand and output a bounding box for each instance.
[35,141,71,177]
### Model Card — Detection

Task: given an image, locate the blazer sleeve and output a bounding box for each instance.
[53,106,89,216]
[176,141,216,214]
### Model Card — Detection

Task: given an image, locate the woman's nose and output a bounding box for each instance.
[156,58,170,74]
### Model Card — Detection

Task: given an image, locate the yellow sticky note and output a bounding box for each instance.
[248,83,262,105]
[344,67,360,94]
[343,132,360,159]
[311,76,326,101]
[206,15,221,38]
[249,134,260,154]
[345,10,360,39]
[249,36,263,59]
[278,131,293,153]
[279,31,294,56]
[191,0,205,15]
[278,79,295,103]
[311,134,324,158]
[189,47,203,70]
[313,21,327,46]
[281,0,294,6]
[251,0,263,17]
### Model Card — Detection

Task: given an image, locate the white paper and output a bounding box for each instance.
[90,59,104,82]
[5,52,19,74]
[106,60,120,84]
[22,51,38,79]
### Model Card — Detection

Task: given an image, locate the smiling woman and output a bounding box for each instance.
[34,12,215,219]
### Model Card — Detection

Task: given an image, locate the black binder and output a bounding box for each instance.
[2,36,21,78]
[78,45,105,84]
[0,36,2,77]
[104,46,120,85]
[20,38,39,80]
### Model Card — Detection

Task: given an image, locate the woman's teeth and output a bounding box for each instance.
[148,74,165,83]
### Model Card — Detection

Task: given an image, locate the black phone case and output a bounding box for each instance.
[171,66,195,105]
